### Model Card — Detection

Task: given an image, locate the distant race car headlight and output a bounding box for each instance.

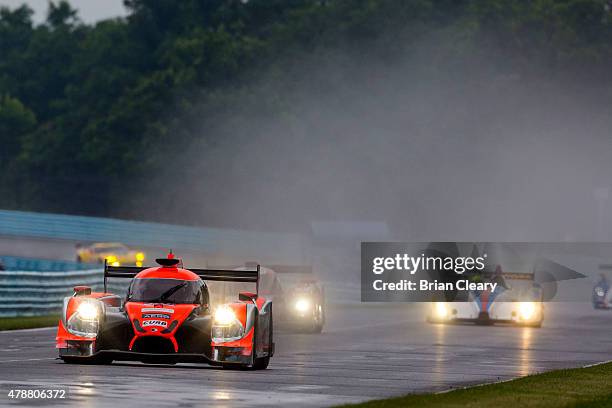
[595,287,605,297]
[66,300,101,338]
[135,252,145,262]
[518,302,536,320]
[212,306,244,342]
[295,298,311,312]
[434,302,449,319]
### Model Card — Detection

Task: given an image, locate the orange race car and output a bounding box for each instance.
[56,252,274,369]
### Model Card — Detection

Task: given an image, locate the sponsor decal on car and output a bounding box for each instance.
[141,308,174,313]
[142,313,171,319]
[142,320,168,327]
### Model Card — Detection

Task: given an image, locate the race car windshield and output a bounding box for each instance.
[127,279,202,304]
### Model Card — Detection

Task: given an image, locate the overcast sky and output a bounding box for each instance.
[0,0,127,23]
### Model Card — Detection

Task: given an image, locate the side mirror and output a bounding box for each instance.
[73,285,92,296]
[239,292,257,302]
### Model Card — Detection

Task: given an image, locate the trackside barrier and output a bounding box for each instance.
[0,255,96,271]
[0,269,360,317]
[0,269,129,317]
[0,209,307,262]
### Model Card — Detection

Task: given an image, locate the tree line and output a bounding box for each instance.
[0,0,611,225]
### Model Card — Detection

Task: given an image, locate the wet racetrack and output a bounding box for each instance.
[1,302,611,407]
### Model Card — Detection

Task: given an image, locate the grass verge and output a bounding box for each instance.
[0,315,59,331]
[337,362,612,408]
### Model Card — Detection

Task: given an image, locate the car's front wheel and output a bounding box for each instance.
[252,309,273,370]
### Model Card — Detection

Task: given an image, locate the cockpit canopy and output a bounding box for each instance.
[127,278,208,305]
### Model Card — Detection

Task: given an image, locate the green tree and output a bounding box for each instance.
[0,94,36,162]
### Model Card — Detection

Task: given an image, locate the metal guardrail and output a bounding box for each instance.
[0,209,307,262]
[0,255,96,271]
[0,210,310,316]
[0,264,356,316]
[0,269,129,317]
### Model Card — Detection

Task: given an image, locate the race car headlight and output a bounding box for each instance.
[66,300,101,338]
[434,302,449,319]
[518,302,536,320]
[214,306,237,326]
[595,287,605,297]
[212,306,244,342]
[295,298,311,312]
[77,302,98,320]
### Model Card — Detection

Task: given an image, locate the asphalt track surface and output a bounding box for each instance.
[1,302,611,407]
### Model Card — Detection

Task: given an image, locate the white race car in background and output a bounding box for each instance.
[427,272,544,327]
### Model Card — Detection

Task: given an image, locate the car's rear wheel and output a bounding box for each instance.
[60,357,81,364]
[316,305,325,333]
[308,305,324,333]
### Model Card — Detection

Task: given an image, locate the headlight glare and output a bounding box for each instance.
[66,300,101,338]
[212,306,244,342]
[435,302,448,319]
[77,302,99,320]
[214,306,237,326]
[295,298,311,312]
[519,302,536,320]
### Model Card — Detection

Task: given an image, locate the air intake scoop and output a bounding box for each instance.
[156,250,180,267]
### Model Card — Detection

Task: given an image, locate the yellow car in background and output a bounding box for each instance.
[75,242,145,267]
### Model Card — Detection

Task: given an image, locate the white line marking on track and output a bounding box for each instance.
[0,357,56,363]
[583,359,612,368]
[0,327,55,334]
[280,385,331,391]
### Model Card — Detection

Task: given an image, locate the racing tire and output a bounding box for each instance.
[310,306,324,334]
[60,357,82,364]
[252,308,273,370]
[95,356,114,365]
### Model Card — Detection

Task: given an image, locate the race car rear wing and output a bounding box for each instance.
[103,260,260,293]
[476,271,534,280]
